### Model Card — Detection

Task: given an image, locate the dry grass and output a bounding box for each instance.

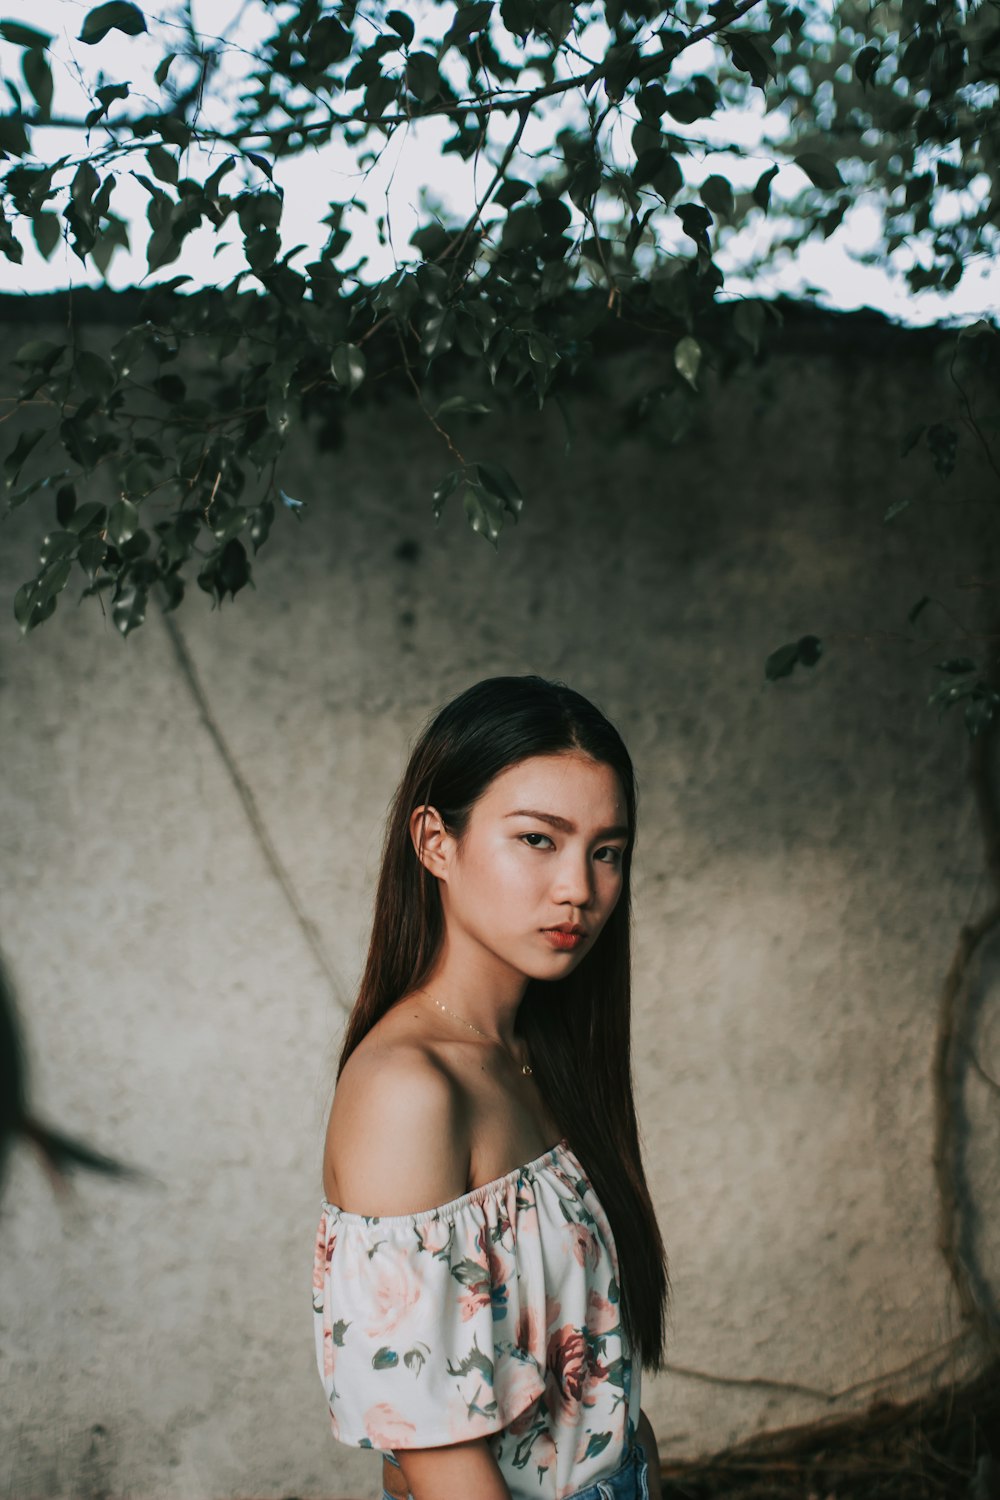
[656,1361,1000,1500]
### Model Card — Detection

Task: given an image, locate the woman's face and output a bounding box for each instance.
[430,751,630,982]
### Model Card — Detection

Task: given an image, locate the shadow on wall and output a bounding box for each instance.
[0,951,151,1204]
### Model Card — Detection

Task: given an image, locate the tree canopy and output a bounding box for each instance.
[1,0,998,732]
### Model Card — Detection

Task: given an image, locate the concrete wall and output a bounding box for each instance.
[1,302,998,1499]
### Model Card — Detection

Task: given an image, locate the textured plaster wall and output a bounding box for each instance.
[1,306,998,1500]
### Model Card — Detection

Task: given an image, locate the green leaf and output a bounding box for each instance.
[38,530,79,567]
[78,536,107,580]
[92,215,129,278]
[215,539,250,600]
[651,155,683,206]
[475,461,522,515]
[112,580,148,636]
[146,144,178,185]
[22,47,53,116]
[726,32,775,90]
[794,153,843,190]
[899,31,935,80]
[330,342,366,393]
[633,147,667,188]
[0,21,52,49]
[85,80,130,126]
[307,15,352,68]
[146,227,180,273]
[854,45,881,89]
[405,52,440,102]
[663,83,716,124]
[108,496,138,545]
[462,482,506,548]
[67,501,107,536]
[154,52,176,87]
[75,349,115,397]
[4,426,45,484]
[79,2,147,45]
[420,310,455,361]
[674,335,701,390]
[245,151,274,181]
[965,698,996,736]
[752,164,779,211]
[70,160,99,208]
[700,174,733,219]
[211,506,248,544]
[0,116,30,158]
[249,498,274,552]
[884,497,910,521]
[14,580,56,635]
[494,177,530,208]
[32,211,61,259]
[386,10,414,45]
[33,556,72,607]
[434,395,491,418]
[431,469,460,521]
[14,338,63,369]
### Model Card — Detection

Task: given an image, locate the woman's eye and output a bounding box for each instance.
[520,832,553,849]
[597,847,624,865]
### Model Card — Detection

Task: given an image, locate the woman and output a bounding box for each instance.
[313,675,668,1500]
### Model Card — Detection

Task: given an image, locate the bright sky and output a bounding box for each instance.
[2,0,998,329]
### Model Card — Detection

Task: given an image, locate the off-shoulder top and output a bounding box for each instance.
[312,1136,641,1500]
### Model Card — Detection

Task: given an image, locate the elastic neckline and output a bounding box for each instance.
[321,1135,573,1225]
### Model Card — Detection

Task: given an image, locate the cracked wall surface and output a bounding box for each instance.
[1,311,998,1499]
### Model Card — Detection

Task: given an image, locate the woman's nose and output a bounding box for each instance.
[552,853,593,906]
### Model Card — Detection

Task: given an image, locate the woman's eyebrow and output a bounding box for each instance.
[503,809,630,839]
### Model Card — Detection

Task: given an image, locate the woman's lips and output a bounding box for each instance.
[541,929,586,950]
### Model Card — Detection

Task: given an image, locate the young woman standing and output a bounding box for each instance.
[313,676,668,1500]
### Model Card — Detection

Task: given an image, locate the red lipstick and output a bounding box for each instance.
[541,924,587,951]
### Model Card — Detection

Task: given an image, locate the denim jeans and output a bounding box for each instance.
[380,1437,650,1500]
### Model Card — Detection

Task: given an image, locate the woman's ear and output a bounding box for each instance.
[408,804,451,880]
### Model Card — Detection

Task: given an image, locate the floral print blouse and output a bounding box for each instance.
[312,1137,641,1500]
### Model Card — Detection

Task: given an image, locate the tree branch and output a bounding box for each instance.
[15,0,767,150]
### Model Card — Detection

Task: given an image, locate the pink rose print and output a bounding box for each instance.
[545,1324,588,1420]
[364,1402,418,1448]
[313,1230,325,1295]
[365,1246,422,1337]
[545,1293,562,1333]
[515,1305,544,1363]
[457,1274,492,1322]
[313,1223,337,1295]
[418,1218,451,1255]
[485,1239,510,1286]
[507,1389,543,1437]
[498,1351,545,1429]
[585,1289,617,1336]
[568,1223,600,1269]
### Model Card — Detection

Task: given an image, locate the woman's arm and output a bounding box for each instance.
[391,1439,513,1500]
[635,1407,660,1490]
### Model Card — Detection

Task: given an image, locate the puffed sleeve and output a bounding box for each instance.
[312,1186,548,1449]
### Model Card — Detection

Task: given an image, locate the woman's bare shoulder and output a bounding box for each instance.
[323,1015,472,1214]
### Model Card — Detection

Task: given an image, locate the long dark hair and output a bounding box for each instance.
[337,675,669,1372]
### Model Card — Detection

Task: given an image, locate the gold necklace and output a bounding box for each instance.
[427,995,533,1077]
